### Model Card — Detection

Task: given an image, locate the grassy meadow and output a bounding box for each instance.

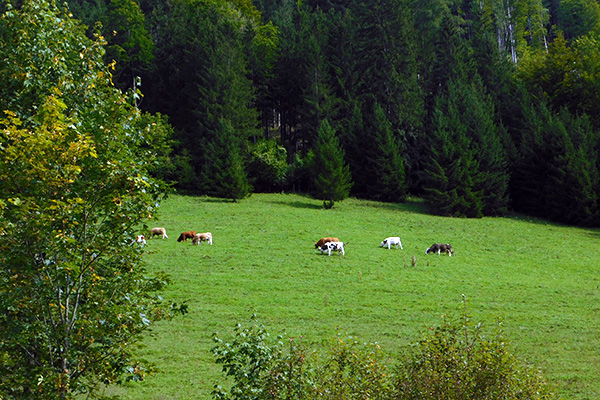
[113,193,600,399]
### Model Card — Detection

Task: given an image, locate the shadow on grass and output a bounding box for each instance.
[352,197,430,215]
[170,194,234,204]
[268,199,323,210]
[200,198,235,204]
[267,195,433,213]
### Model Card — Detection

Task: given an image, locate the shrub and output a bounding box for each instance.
[393,299,556,400]
[212,305,556,400]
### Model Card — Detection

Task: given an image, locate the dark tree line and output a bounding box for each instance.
[60,0,600,224]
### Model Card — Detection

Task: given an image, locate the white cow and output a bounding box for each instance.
[320,241,345,256]
[380,236,403,249]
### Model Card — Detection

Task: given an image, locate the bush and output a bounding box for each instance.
[393,299,556,400]
[212,305,556,400]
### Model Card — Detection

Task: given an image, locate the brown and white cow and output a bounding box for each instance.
[134,235,146,245]
[426,243,454,256]
[314,237,339,249]
[192,232,213,245]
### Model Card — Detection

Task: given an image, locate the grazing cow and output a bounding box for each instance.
[314,237,339,249]
[150,227,168,239]
[426,243,454,256]
[380,236,403,249]
[192,232,213,245]
[135,235,147,245]
[320,241,345,256]
[177,231,196,242]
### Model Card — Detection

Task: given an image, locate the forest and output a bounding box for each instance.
[11,0,600,223]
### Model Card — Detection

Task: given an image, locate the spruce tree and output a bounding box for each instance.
[351,0,423,197]
[310,119,352,209]
[541,108,599,225]
[369,103,407,202]
[201,118,251,202]
[142,0,259,192]
[422,90,483,218]
[460,78,510,216]
[510,102,549,216]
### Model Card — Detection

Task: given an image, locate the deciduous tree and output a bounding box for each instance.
[0,1,182,397]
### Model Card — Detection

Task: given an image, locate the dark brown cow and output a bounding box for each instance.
[426,243,454,256]
[177,231,196,242]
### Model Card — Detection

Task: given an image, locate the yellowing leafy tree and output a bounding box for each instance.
[0,1,182,398]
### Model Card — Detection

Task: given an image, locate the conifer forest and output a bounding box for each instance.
[6,0,600,224]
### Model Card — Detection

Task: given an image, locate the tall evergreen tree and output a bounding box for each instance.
[459,78,510,216]
[143,0,259,192]
[270,0,307,153]
[368,103,407,202]
[351,0,423,196]
[512,103,600,225]
[549,112,599,226]
[201,118,251,201]
[310,119,352,209]
[422,81,484,217]
[297,6,338,151]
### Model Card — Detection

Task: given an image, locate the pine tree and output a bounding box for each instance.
[311,119,352,209]
[201,118,251,202]
[141,0,259,191]
[351,0,423,197]
[422,88,483,218]
[543,109,599,225]
[297,6,338,152]
[369,103,407,202]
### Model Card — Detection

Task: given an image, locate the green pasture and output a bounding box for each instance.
[114,193,600,399]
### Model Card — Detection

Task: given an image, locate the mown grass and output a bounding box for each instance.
[112,193,600,400]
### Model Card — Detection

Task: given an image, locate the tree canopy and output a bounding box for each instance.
[7,0,600,225]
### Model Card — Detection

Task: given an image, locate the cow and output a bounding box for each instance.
[380,236,403,249]
[150,227,168,239]
[134,235,147,245]
[192,232,213,245]
[426,243,454,256]
[314,237,339,249]
[177,231,196,242]
[320,241,345,256]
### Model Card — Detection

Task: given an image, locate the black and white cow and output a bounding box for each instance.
[426,243,454,256]
[320,241,345,256]
[380,236,403,249]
